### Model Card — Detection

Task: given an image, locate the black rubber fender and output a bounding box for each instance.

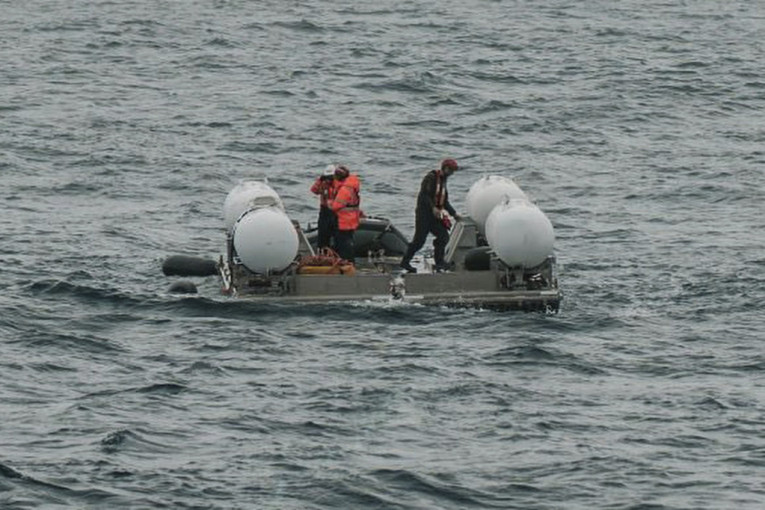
[162,255,218,277]
[305,216,409,257]
[167,280,198,294]
[463,246,492,271]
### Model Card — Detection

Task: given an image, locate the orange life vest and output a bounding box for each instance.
[329,174,361,231]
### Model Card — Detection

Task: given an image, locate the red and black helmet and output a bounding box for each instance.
[334,165,350,179]
[441,159,458,172]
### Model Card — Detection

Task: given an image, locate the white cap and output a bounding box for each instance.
[322,164,337,177]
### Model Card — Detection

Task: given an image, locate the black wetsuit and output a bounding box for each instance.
[401,170,456,267]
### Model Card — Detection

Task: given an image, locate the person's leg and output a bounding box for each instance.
[345,230,355,262]
[317,207,332,249]
[335,230,355,262]
[400,208,429,268]
[431,220,450,267]
[328,211,338,249]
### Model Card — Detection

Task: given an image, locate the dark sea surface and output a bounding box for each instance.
[2,1,765,508]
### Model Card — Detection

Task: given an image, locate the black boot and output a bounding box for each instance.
[433,261,453,273]
[399,244,417,273]
[399,260,417,273]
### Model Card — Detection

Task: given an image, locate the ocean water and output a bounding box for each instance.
[2,1,765,508]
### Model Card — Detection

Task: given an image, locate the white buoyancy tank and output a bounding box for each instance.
[223,181,285,231]
[232,207,299,274]
[485,199,554,268]
[466,176,528,235]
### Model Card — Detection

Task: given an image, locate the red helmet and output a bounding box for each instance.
[441,159,458,172]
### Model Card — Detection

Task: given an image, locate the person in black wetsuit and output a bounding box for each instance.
[399,159,461,273]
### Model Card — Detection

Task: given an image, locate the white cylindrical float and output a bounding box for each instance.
[232,207,299,274]
[466,176,528,235]
[223,181,285,232]
[485,198,554,268]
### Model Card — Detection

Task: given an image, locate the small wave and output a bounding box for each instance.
[156,295,321,320]
[0,462,25,480]
[675,60,711,69]
[151,294,466,325]
[204,36,238,48]
[470,71,525,85]
[120,18,162,28]
[28,362,78,373]
[324,481,397,508]
[354,77,432,94]
[31,19,98,33]
[203,121,233,128]
[100,429,130,452]
[179,360,226,376]
[272,19,324,32]
[26,278,150,311]
[100,428,178,454]
[221,139,283,152]
[23,330,125,354]
[486,344,607,375]
[370,468,493,508]
[53,180,103,194]
[471,99,518,114]
[335,7,398,16]
[696,397,728,410]
[595,27,630,37]
[136,382,187,394]
[82,382,187,400]
[494,345,556,360]
[265,415,357,439]
[0,460,118,505]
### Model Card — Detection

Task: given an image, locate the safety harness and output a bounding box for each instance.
[433,170,452,229]
[434,170,446,210]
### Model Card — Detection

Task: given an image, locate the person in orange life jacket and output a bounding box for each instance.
[310,164,339,250]
[328,165,361,263]
[399,158,461,273]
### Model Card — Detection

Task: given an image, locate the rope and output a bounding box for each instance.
[297,247,352,269]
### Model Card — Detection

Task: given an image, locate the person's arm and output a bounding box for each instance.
[310,177,326,195]
[444,195,457,217]
[329,184,351,212]
[442,183,457,217]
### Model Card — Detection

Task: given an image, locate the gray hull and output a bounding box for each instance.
[218,217,562,312]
